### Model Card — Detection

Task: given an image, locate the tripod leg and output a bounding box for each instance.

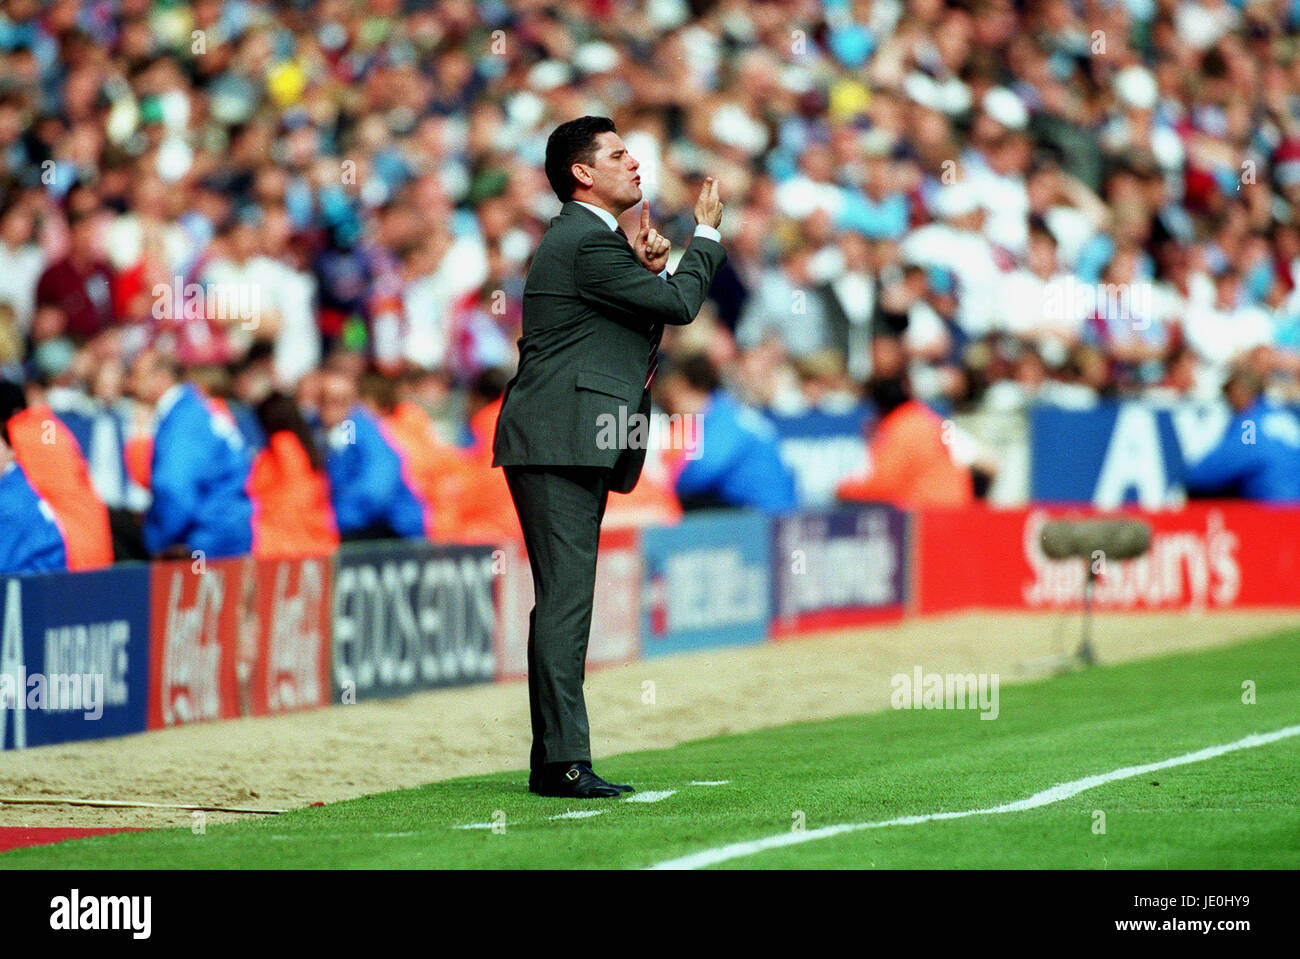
[1079,568,1097,666]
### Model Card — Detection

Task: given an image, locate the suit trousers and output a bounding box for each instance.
[503,464,610,770]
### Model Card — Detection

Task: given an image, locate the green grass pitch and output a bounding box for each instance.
[4,628,1298,869]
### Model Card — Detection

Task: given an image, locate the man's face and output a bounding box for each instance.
[69,214,100,259]
[1225,379,1256,414]
[573,132,641,213]
[128,352,169,406]
[654,372,688,417]
[319,373,356,430]
[1027,235,1056,276]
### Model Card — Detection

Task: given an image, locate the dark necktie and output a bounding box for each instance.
[613,226,661,390]
[645,323,662,390]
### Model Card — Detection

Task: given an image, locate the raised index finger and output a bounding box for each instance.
[641,202,650,231]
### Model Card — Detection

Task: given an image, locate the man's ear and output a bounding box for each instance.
[571,163,593,189]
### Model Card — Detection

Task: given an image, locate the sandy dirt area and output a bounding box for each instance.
[0,609,1294,830]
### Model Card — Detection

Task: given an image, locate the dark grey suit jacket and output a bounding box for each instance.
[492,201,726,492]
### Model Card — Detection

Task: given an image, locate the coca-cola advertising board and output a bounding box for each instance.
[147,555,332,729]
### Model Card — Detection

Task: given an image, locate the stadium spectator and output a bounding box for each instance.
[131,348,254,559]
[357,370,469,541]
[1184,366,1300,502]
[0,402,67,575]
[899,183,1003,339]
[656,353,797,513]
[34,205,115,343]
[453,368,522,543]
[0,380,112,570]
[317,368,426,541]
[0,195,43,340]
[248,392,339,560]
[837,373,975,509]
[995,221,1086,359]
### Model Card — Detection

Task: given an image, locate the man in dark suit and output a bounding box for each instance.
[493,116,725,798]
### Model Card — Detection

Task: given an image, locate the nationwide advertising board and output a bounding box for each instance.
[332,540,496,701]
[770,504,908,636]
[1,565,151,750]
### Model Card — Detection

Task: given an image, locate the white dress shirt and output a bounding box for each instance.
[574,201,723,268]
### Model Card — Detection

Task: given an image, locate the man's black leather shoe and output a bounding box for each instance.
[577,762,634,793]
[534,763,622,798]
[530,763,633,795]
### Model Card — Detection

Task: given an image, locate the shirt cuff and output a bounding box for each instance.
[693,224,722,244]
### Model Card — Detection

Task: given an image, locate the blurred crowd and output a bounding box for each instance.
[4,0,1300,571]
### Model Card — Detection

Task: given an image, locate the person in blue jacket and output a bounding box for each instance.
[131,350,254,558]
[1184,366,1300,502]
[317,369,427,540]
[0,413,67,574]
[656,353,798,512]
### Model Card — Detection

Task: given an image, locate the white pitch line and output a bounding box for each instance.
[451,822,498,830]
[267,831,417,840]
[550,810,605,820]
[625,789,677,803]
[649,724,1300,870]
[689,780,731,786]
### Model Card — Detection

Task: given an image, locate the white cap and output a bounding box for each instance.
[1115,66,1158,110]
[934,183,980,219]
[983,87,1028,130]
[860,128,896,157]
[574,42,620,75]
[527,60,572,92]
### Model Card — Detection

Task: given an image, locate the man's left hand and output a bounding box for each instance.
[632,202,671,274]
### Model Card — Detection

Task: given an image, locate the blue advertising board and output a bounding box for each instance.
[640,510,772,657]
[332,540,496,701]
[1030,403,1187,507]
[769,402,872,507]
[0,565,151,750]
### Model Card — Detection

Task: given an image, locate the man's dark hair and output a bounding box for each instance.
[66,204,99,228]
[358,370,398,414]
[673,352,721,394]
[867,373,911,417]
[256,391,324,472]
[228,340,275,379]
[545,116,616,202]
[1027,215,1056,247]
[0,379,26,447]
[153,352,183,384]
[470,367,509,403]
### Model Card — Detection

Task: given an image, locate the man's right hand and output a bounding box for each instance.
[694,176,723,229]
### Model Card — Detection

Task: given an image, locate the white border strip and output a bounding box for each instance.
[648,724,1300,870]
